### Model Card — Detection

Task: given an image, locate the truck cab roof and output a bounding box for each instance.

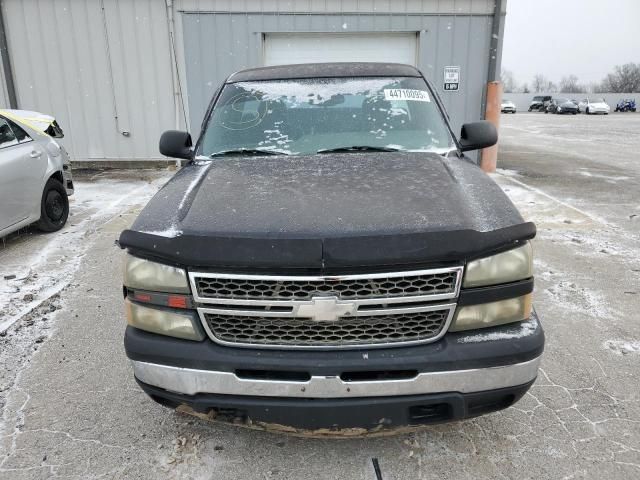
[226,62,422,83]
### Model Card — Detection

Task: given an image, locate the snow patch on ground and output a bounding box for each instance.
[604,339,640,355]
[457,317,537,343]
[494,168,522,178]
[0,172,171,333]
[578,171,631,182]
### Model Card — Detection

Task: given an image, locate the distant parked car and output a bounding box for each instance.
[501,99,517,113]
[578,98,610,115]
[528,95,552,112]
[546,98,578,115]
[614,99,636,112]
[0,110,74,238]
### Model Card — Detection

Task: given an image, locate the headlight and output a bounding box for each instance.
[463,243,532,288]
[125,299,204,340]
[557,107,562,111]
[123,254,190,293]
[449,294,532,332]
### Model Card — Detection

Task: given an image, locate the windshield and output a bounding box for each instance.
[197,77,455,157]
[533,96,544,101]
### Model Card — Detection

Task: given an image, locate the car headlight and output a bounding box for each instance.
[449,294,532,332]
[557,107,562,111]
[125,299,204,340]
[123,254,190,293]
[463,243,533,288]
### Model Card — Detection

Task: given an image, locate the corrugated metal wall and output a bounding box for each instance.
[0,0,502,161]
[180,10,493,137]
[2,0,177,161]
[0,55,9,108]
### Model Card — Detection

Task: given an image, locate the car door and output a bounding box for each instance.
[0,117,44,230]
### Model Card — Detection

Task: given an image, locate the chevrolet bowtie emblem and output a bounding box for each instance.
[296,296,357,322]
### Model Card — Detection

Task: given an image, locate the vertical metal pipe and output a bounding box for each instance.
[487,0,505,83]
[0,0,18,108]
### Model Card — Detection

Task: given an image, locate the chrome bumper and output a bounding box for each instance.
[131,356,541,399]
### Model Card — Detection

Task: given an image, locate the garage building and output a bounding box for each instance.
[0,0,505,164]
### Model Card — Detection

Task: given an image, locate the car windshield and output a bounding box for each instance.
[197,77,455,157]
[593,98,605,103]
[533,96,544,101]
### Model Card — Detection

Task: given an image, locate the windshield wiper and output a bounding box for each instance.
[316,145,404,154]
[209,148,288,157]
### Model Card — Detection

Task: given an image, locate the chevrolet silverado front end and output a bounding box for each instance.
[119,63,544,434]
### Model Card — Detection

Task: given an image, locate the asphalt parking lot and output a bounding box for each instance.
[1,113,639,479]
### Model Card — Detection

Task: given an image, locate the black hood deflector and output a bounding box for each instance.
[119,153,535,271]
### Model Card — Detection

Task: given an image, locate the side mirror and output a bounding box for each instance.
[458,120,498,152]
[159,130,193,160]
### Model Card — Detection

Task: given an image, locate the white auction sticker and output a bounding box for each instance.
[383,89,431,102]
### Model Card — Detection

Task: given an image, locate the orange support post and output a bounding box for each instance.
[480,81,503,173]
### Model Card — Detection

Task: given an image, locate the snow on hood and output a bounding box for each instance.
[119,153,536,269]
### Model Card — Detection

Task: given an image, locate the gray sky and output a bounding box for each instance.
[502,0,640,87]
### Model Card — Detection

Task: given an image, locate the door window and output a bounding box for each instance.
[0,118,18,149]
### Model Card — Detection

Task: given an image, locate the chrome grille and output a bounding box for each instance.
[203,309,452,347]
[189,267,462,349]
[193,270,459,302]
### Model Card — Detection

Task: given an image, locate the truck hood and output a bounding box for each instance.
[120,153,535,270]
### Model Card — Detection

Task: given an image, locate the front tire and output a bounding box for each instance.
[36,178,69,232]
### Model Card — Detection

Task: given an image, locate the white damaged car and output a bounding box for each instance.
[578,98,611,115]
[0,110,74,238]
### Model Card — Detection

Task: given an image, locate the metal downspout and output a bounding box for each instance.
[0,0,18,108]
[165,0,184,168]
[481,0,505,172]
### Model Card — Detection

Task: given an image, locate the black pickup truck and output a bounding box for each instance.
[120,63,544,435]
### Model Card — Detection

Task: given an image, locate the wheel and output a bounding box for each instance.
[572,112,577,115]
[633,108,637,112]
[586,107,590,115]
[36,178,69,232]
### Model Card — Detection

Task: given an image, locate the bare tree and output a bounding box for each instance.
[501,68,518,93]
[599,63,640,93]
[521,83,530,94]
[532,74,547,93]
[559,75,586,93]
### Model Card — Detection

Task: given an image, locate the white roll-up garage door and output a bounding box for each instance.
[264,33,418,67]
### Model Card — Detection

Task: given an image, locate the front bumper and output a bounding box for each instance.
[126,310,544,431]
[62,167,74,196]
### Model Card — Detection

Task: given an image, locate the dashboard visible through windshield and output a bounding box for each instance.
[197,76,455,157]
